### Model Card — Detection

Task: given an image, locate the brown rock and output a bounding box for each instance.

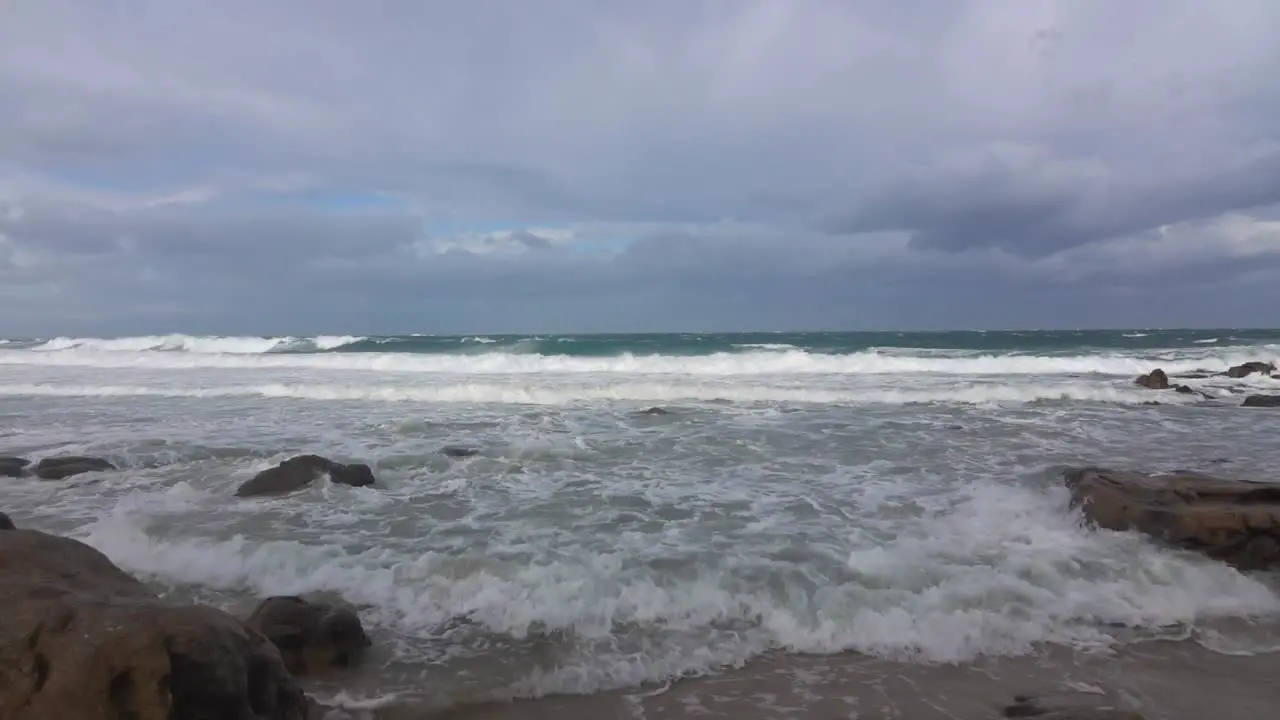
[1241,394,1280,407]
[245,596,371,676]
[1063,467,1280,569]
[1,456,31,478]
[1134,369,1170,390]
[235,455,376,497]
[1224,361,1275,378]
[33,456,116,480]
[0,529,307,720]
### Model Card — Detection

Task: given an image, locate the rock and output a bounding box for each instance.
[1005,693,1147,719]
[245,596,371,676]
[0,512,14,530]
[33,456,116,480]
[1063,467,1280,569]
[637,406,671,415]
[1174,384,1195,394]
[1,456,31,478]
[1224,361,1275,378]
[1134,369,1170,390]
[440,446,481,458]
[235,455,376,497]
[1241,394,1280,407]
[0,529,307,720]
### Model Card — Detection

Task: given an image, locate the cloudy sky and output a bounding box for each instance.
[3,0,1279,335]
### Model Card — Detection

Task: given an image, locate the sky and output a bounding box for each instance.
[2,0,1280,335]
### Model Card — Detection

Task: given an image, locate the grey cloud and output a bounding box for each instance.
[828,143,1280,258]
[2,0,1280,333]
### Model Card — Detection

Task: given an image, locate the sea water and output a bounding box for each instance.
[2,329,1279,713]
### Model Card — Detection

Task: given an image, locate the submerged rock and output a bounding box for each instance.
[1063,467,1280,569]
[235,454,376,497]
[636,406,672,416]
[246,596,371,676]
[440,445,481,458]
[33,455,116,480]
[1134,369,1170,390]
[0,456,30,478]
[1005,693,1147,719]
[1223,361,1275,379]
[1241,394,1280,407]
[0,529,307,720]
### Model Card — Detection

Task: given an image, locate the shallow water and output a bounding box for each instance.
[2,330,1279,714]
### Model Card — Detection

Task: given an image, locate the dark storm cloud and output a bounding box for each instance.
[2,0,1280,333]
[830,143,1280,258]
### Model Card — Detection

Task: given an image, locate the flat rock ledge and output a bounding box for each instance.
[1,455,117,480]
[1063,467,1280,569]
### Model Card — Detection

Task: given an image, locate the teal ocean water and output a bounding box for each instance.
[6,327,1279,356]
[2,329,1279,715]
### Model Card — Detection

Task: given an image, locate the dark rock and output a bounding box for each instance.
[0,456,30,478]
[440,446,481,458]
[33,456,116,480]
[1134,369,1170,390]
[235,455,376,497]
[0,512,14,530]
[1174,384,1195,394]
[637,406,671,415]
[1004,693,1146,718]
[1224,361,1275,378]
[1063,467,1280,569]
[1241,394,1280,407]
[1175,372,1213,379]
[246,596,371,676]
[0,528,307,720]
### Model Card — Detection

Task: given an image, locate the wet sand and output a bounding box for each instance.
[397,637,1280,720]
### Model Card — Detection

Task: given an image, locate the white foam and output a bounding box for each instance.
[0,380,1205,406]
[0,346,1274,376]
[75,480,1280,698]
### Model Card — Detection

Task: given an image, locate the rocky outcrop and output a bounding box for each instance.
[1134,369,1170,390]
[0,512,15,530]
[33,456,116,480]
[0,528,307,720]
[1134,369,1200,396]
[1063,467,1280,569]
[235,455,376,497]
[1,456,30,478]
[245,596,371,676]
[1224,361,1275,379]
[1241,394,1280,407]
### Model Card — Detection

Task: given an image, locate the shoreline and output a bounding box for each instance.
[417,634,1280,720]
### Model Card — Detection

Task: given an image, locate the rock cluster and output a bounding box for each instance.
[0,518,373,720]
[1134,359,1278,405]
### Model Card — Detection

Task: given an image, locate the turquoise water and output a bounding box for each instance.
[5,328,1279,356]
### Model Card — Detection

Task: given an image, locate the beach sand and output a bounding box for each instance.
[421,637,1280,720]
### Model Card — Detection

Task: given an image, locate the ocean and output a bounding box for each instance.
[3,329,1280,719]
